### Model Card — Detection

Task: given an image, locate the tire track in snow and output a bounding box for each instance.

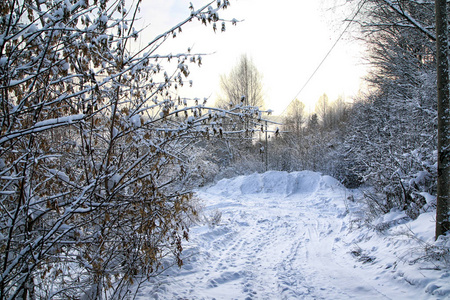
[295,191,394,300]
[135,171,423,299]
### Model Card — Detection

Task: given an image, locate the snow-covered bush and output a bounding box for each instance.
[0,0,262,298]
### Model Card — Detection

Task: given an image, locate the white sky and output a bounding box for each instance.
[135,0,367,114]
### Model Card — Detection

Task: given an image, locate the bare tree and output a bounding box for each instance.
[283,99,306,135]
[217,54,264,108]
[330,95,348,127]
[315,93,331,128]
[215,54,265,142]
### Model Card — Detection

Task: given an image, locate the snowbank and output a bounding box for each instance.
[208,170,341,196]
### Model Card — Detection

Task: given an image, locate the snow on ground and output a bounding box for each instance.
[135,171,450,299]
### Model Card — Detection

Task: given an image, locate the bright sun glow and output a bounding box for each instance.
[136,0,367,114]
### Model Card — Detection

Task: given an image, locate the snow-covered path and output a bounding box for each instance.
[136,171,447,299]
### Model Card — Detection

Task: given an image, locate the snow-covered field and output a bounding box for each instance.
[136,171,450,299]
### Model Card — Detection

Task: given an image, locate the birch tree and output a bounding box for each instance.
[283,99,306,135]
[218,54,264,108]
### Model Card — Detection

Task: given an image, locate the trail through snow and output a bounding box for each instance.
[136,171,450,299]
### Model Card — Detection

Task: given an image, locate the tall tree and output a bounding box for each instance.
[308,113,319,132]
[217,54,264,108]
[330,95,348,127]
[434,0,450,239]
[283,99,306,135]
[216,54,265,140]
[315,93,331,128]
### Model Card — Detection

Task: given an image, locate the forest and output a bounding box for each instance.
[0,0,449,299]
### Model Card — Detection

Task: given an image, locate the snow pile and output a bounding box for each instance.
[209,170,332,196]
[135,171,449,299]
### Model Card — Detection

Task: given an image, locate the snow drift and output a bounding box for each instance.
[209,170,340,196]
[135,171,449,300]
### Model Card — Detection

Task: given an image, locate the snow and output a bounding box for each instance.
[410,170,431,186]
[112,126,119,138]
[135,171,449,299]
[420,192,437,208]
[34,114,85,128]
[61,61,70,71]
[0,57,7,67]
[99,14,108,24]
[130,114,142,128]
[107,174,121,191]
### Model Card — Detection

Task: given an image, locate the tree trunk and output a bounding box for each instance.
[435,0,450,239]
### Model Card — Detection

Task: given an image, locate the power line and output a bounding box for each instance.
[280,1,366,116]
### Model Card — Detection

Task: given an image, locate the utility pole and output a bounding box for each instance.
[265,120,268,172]
[435,0,450,239]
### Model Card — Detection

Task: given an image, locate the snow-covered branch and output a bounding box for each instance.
[380,0,436,40]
